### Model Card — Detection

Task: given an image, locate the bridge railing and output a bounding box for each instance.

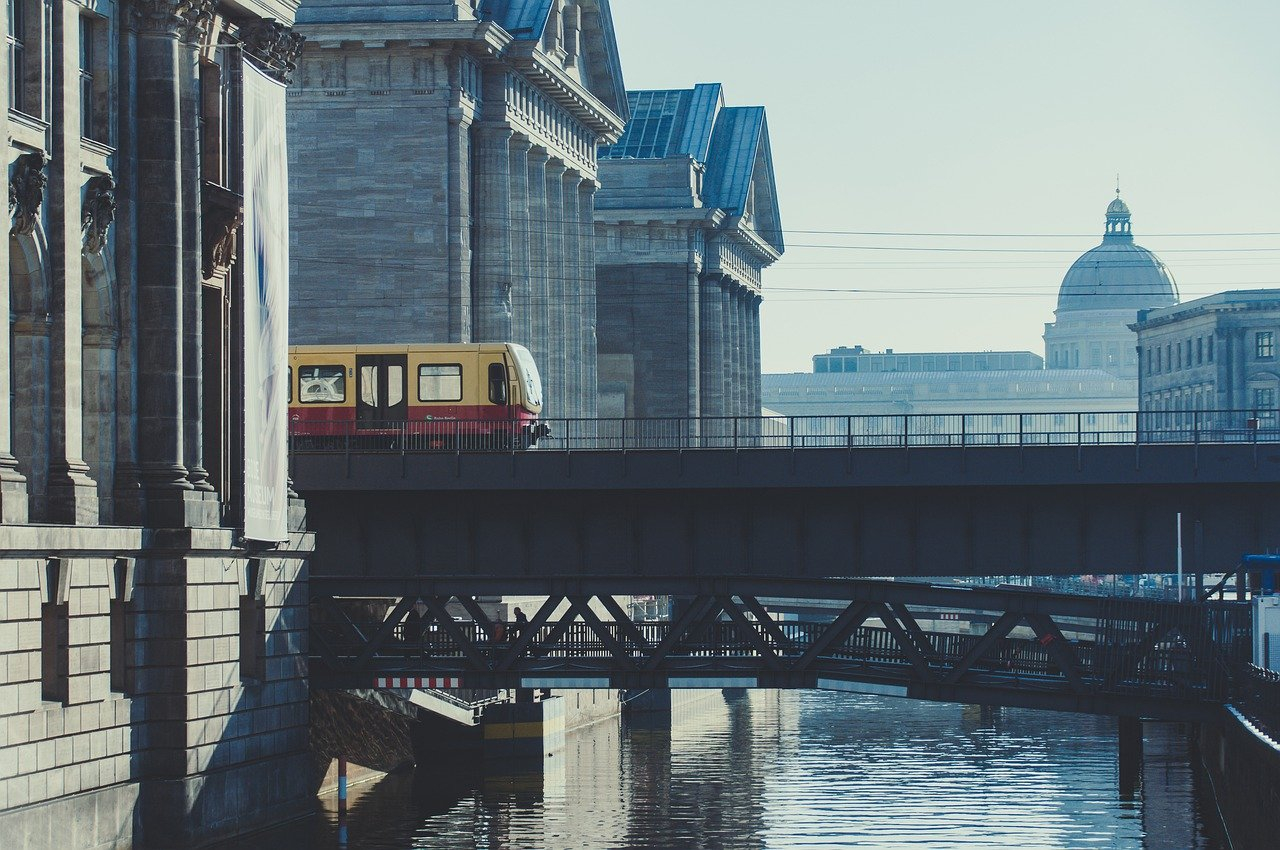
[289,409,1280,453]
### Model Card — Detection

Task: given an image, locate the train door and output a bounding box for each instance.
[355,354,407,428]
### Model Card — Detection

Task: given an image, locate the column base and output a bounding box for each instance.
[46,462,100,525]
[140,463,220,528]
[0,457,29,524]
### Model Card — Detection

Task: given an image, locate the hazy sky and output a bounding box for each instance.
[608,1,1280,373]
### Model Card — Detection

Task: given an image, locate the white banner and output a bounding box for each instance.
[241,57,289,543]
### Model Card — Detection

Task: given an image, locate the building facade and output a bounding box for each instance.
[1043,194,1179,377]
[287,0,628,420]
[1132,290,1280,424]
[1,2,311,846]
[595,83,783,420]
[813,346,1044,374]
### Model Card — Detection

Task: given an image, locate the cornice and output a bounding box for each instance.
[506,45,625,140]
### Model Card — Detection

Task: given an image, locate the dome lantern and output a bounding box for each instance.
[1104,193,1132,242]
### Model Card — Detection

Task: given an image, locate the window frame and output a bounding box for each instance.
[1256,331,1275,360]
[417,363,464,403]
[297,364,347,404]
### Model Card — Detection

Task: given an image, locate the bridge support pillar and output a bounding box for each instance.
[1118,716,1143,799]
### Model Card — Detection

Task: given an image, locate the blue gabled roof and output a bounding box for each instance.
[600,83,720,162]
[703,106,763,214]
[480,0,553,37]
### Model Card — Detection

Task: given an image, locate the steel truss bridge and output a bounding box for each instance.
[311,577,1252,721]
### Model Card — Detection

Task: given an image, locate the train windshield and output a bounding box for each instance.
[510,344,543,409]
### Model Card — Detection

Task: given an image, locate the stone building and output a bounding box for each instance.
[287,0,629,420]
[1132,290,1280,424]
[0,2,311,846]
[595,83,784,420]
[1043,194,1179,377]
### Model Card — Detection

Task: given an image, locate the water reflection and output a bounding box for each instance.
[218,690,1227,849]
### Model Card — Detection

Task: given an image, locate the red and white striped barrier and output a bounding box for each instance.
[375,676,461,689]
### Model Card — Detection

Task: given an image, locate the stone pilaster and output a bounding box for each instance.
[578,178,598,419]
[544,158,567,419]
[0,3,29,522]
[699,274,725,424]
[471,122,514,342]
[527,148,551,387]
[131,0,211,526]
[508,135,533,348]
[561,169,582,419]
[46,0,98,524]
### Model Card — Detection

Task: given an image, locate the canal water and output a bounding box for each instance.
[226,690,1230,849]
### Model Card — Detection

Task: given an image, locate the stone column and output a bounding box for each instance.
[699,274,725,427]
[113,18,143,525]
[446,55,474,342]
[133,0,206,525]
[526,148,550,386]
[46,0,98,523]
[544,158,567,419]
[561,169,582,419]
[471,122,514,342]
[508,135,533,347]
[578,178,598,419]
[179,23,212,499]
[750,293,763,425]
[722,279,738,420]
[0,3,29,522]
[686,256,702,424]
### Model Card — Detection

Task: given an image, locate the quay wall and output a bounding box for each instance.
[1200,707,1280,850]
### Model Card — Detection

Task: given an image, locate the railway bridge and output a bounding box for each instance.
[291,412,1280,581]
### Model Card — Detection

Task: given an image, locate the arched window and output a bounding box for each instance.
[9,227,52,520]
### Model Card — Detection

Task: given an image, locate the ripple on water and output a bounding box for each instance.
[213,689,1226,850]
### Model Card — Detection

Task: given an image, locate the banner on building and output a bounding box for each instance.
[241,57,289,543]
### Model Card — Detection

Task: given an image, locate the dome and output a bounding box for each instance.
[1055,196,1179,313]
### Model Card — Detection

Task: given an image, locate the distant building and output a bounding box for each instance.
[1043,194,1179,377]
[287,0,629,419]
[763,365,1134,419]
[595,83,783,419]
[1132,290,1280,423]
[763,193,1184,420]
[813,346,1043,374]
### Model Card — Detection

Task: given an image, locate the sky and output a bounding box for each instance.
[608,0,1280,374]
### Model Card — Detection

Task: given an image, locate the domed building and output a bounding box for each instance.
[1044,195,1179,377]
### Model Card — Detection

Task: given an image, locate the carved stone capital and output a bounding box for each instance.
[202,181,243,278]
[241,19,306,84]
[129,0,215,43]
[9,150,49,237]
[82,175,117,255]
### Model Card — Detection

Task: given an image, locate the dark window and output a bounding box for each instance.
[488,362,508,405]
[1196,337,1203,365]
[298,365,345,403]
[41,600,69,704]
[79,16,94,138]
[109,597,129,693]
[1254,388,1277,420]
[1257,332,1274,359]
[7,0,26,114]
[418,364,463,402]
[1207,334,1214,362]
[286,367,292,404]
[239,559,267,682]
[1176,342,1182,370]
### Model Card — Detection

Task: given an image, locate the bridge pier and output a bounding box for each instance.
[1119,716,1143,799]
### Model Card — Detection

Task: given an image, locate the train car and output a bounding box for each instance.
[288,342,547,449]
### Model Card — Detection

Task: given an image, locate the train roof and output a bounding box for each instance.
[289,343,519,355]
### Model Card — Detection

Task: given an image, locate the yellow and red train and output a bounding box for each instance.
[287,342,547,448]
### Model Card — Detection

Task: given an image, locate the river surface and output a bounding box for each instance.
[226,690,1230,849]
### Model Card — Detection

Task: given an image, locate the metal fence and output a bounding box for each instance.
[289,409,1280,453]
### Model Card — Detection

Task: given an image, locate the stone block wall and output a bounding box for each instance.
[0,525,314,849]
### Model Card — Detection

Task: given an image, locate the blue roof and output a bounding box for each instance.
[481,0,553,38]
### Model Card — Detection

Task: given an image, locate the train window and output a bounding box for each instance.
[419,364,462,402]
[359,366,378,406]
[488,363,508,405]
[387,365,404,407]
[299,365,345,403]
[287,367,291,404]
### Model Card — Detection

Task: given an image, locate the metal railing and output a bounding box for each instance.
[289,409,1280,453]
